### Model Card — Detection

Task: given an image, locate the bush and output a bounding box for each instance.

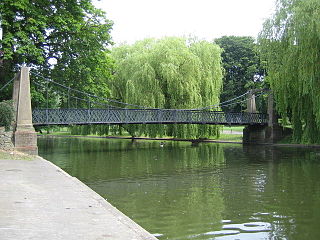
[0,100,14,131]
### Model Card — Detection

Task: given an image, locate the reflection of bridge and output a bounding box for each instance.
[4,67,280,155]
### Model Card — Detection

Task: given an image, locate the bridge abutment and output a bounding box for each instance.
[243,125,266,144]
[243,125,284,144]
[12,67,38,155]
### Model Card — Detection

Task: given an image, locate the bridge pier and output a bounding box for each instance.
[12,67,38,155]
[243,125,284,144]
[243,125,266,144]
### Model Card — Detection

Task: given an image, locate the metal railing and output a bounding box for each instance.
[32,108,268,126]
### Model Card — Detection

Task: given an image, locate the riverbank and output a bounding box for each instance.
[36,133,320,149]
[0,151,157,240]
[38,134,243,145]
[37,127,243,144]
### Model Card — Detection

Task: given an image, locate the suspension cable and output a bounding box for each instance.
[30,71,149,109]
[30,70,268,111]
[218,91,266,108]
[33,81,120,109]
[197,91,249,110]
[0,76,16,92]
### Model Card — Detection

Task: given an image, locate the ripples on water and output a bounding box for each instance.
[38,137,320,240]
[182,216,273,239]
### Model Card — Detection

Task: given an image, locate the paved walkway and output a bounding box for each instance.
[0,153,157,240]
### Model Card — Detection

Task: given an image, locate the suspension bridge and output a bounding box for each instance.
[32,109,266,126]
[29,70,268,126]
[1,67,279,155]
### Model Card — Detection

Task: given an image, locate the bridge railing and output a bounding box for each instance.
[32,108,268,126]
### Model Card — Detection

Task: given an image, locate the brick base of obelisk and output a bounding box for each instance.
[14,129,38,155]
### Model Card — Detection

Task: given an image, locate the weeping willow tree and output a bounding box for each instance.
[259,0,320,143]
[111,37,223,138]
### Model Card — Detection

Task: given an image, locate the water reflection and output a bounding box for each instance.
[38,137,320,240]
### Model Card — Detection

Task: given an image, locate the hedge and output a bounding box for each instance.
[0,100,14,131]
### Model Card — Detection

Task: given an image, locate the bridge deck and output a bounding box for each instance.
[32,109,268,126]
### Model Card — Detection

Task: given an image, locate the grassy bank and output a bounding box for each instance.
[0,150,34,161]
[222,126,244,132]
[216,133,242,142]
[37,126,244,143]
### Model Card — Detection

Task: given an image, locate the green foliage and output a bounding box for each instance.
[215,36,265,112]
[0,100,14,131]
[111,37,223,138]
[70,125,111,136]
[259,0,320,143]
[0,0,114,104]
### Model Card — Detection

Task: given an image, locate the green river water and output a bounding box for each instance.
[38,136,320,240]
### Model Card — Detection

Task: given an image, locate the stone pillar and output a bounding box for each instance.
[243,89,285,144]
[265,92,283,143]
[12,71,21,116]
[13,67,38,155]
[246,90,257,113]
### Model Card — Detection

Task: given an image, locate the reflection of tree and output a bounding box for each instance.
[96,143,226,239]
[220,145,272,222]
[38,137,226,239]
[221,145,320,240]
[261,149,320,240]
[39,137,320,240]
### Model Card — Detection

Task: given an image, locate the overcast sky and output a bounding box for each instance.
[94,0,276,44]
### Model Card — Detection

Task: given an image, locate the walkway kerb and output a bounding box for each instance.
[0,156,158,240]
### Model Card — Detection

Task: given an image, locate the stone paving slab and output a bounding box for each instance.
[0,155,157,240]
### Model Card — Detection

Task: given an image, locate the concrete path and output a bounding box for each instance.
[0,154,157,240]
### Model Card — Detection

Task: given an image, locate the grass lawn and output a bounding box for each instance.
[38,126,243,143]
[0,150,34,161]
[215,134,242,142]
[222,125,245,132]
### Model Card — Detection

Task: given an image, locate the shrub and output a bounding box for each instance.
[0,100,14,131]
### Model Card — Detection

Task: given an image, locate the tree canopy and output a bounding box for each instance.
[111,37,223,138]
[0,0,114,102]
[259,0,320,143]
[215,36,264,112]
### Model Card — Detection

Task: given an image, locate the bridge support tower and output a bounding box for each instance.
[12,67,38,155]
[243,91,284,144]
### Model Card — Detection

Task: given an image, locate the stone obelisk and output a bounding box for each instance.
[13,67,38,155]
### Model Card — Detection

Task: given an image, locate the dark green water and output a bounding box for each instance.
[38,136,320,240]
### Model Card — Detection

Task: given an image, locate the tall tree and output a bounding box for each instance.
[111,37,223,138]
[0,0,114,102]
[259,0,320,143]
[215,36,264,112]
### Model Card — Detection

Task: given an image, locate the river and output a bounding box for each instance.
[38,136,320,240]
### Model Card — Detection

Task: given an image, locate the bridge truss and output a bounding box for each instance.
[32,108,267,126]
